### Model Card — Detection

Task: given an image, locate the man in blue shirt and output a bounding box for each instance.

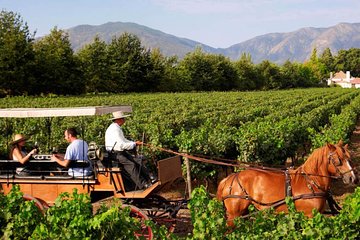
[51,128,92,177]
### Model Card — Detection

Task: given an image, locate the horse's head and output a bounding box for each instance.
[326,140,357,184]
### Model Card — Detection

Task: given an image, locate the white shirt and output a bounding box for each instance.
[13,149,27,174]
[105,122,136,151]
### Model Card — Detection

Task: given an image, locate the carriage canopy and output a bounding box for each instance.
[0,106,132,118]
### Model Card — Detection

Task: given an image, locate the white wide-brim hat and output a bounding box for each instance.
[109,111,131,120]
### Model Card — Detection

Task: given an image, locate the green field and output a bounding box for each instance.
[1,88,360,166]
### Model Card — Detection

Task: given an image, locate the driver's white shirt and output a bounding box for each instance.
[105,122,136,151]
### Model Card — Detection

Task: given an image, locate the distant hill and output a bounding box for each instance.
[67,22,220,58]
[65,22,360,64]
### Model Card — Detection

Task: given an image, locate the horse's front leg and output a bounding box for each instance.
[294,198,326,217]
[224,198,251,227]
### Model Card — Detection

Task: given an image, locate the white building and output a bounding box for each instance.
[327,71,360,88]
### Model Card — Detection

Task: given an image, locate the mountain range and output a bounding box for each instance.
[66,22,360,64]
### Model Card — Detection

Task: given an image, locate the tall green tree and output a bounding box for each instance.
[77,36,112,93]
[257,60,282,89]
[280,61,300,88]
[107,33,154,92]
[281,60,318,88]
[0,10,35,96]
[33,27,83,95]
[148,48,181,92]
[304,48,328,85]
[233,53,260,90]
[177,47,205,91]
[334,48,360,77]
[319,47,334,73]
[178,47,238,91]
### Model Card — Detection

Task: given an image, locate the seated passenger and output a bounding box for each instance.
[9,134,38,176]
[51,128,92,177]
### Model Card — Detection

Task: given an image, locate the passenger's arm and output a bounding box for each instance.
[13,148,37,164]
[51,154,70,167]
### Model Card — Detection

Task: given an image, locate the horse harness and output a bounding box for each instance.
[221,164,341,216]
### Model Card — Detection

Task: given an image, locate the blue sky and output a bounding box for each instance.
[1,0,360,48]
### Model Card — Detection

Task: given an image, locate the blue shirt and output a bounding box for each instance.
[65,139,92,177]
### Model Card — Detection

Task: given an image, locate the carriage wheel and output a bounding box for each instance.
[123,204,153,240]
[131,195,178,233]
[23,194,49,213]
[145,195,177,233]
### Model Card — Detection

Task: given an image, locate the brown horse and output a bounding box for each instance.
[216,141,357,225]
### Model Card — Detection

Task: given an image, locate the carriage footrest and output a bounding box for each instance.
[14,175,43,180]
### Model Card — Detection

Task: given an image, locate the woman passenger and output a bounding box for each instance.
[9,134,38,176]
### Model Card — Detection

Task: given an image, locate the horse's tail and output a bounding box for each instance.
[216,176,229,201]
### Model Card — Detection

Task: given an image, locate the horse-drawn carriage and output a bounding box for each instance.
[1,106,358,238]
[0,106,185,239]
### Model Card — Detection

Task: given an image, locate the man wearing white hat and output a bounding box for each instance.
[105,111,151,189]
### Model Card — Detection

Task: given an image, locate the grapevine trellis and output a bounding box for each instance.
[1,88,360,179]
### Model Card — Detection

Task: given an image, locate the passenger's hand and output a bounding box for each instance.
[52,153,64,161]
[30,149,37,155]
[51,155,57,161]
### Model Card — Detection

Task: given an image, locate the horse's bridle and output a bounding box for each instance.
[328,150,353,178]
[301,150,344,192]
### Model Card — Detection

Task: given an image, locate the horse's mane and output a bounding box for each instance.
[290,145,328,181]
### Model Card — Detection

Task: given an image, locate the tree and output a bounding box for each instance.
[257,60,282,90]
[334,48,360,77]
[33,27,83,95]
[211,54,238,91]
[281,60,318,88]
[178,47,238,91]
[148,48,181,92]
[280,61,300,88]
[319,47,334,72]
[233,53,260,90]
[77,36,112,93]
[304,48,328,85]
[107,33,154,92]
[0,10,35,96]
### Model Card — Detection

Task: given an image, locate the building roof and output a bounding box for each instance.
[351,78,360,84]
[333,71,346,79]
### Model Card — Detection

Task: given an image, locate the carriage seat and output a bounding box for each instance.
[0,172,14,179]
[74,175,95,180]
[44,175,74,180]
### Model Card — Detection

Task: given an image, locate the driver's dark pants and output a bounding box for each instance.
[114,151,149,189]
